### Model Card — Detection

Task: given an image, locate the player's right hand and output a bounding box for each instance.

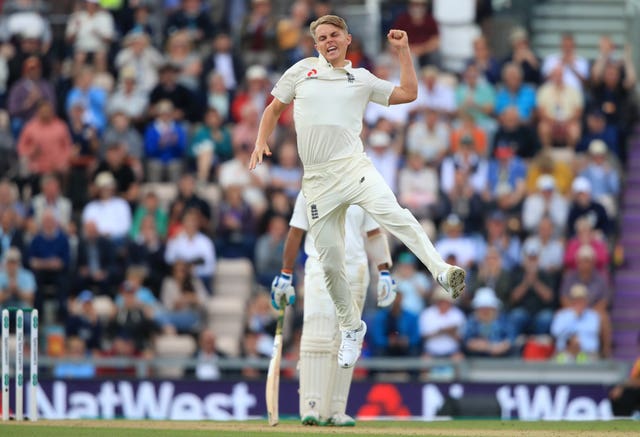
[271,271,295,310]
[249,142,272,170]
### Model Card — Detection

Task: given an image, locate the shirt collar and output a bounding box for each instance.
[317,53,353,72]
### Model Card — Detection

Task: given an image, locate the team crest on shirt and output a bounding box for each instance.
[306,68,318,79]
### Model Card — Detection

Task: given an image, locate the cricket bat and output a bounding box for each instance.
[266,298,286,426]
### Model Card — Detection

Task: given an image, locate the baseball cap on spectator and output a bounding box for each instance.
[522,239,541,257]
[472,287,501,309]
[569,284,589,299]
[369,130,390,148]
[536,174,556,192]
[588,139,608,156]
[4,247,21,263]
[572,177,592,194]
[246,65,268,81]
[442,213,463,231]
[95,171,116,189]
[77,290,94,303]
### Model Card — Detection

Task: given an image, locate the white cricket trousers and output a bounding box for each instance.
[302,153,448,331]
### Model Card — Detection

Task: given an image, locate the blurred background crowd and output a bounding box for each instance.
[0,0,636,382]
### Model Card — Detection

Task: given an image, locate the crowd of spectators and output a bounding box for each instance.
[0,0,635,379]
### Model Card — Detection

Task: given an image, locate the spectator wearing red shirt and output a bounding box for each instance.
[391,0,440,67]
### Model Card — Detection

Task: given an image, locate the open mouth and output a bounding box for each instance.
[327,46,338,55]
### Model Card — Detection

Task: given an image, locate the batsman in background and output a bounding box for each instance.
[250,15,466,369]
[272,192,397,426]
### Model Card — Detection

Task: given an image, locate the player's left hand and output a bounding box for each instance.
[387,29,409,49]
[271,271,295,310]
[377,270,397,307]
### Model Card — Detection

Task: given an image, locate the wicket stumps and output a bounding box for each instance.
[1,308,38,421]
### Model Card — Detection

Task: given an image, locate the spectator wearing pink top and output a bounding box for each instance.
[564,217,610,277]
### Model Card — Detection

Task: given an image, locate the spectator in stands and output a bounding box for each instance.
[65,0,115,72]
[65,290,104,353]
[391,0,439,67]
[102,111,144,174]
[450,112,488,156]
[576,109,619,158]
[218,142,270,216]
[6,24,53,88]
[492,106,539,160]
[480,210,522,271]
[254,214,288,287]
[114,31,163,94]
[28,208,70,319]
[116,266,168,328]
[536,65,584,149]
[566,176,610,239]
[507,239,555,336]
[164,0,214,46]
[487,145,527,212]
[438,162,486,233]
[393,252,433,317]
[413,66,456,118]
[215,185,257,260]
[202,71,234,126]
[75,220,118,296]
[67,97,100,159]
[164,30,202,92]
[239,328,269,379]
[96,333,147,377]
[463,287,515,357]
[0,180,25,221]
[165,208,216,291]
[82,172,132,244]
[106,69,150,126]
[0,247,35,311]
[17,100,73,191]
[29,174,72,232]
[435,214,479,272]
[239,0,277,69]
[191,106,233,175]
[440,134,488,197]
[466,35,501,85]
[0,208,26,261]
[370,291,421,357]
[564,217,610,277]
[106,286,158,357]
[495,62,537,123]
[551,284,600,360]
[127,214,167,293]
[130,191,168,241]
[172,173,211,230]
[542,33,589,91]
[149,62,194,122]
[195,329,223,380]
[160,259,208,334]
[276,0,311,69]
[201,33,244,95]
[231,101,261,152]
[406,107,450,165]
[92,143,139,205]
[525,150,573,197]
[269,140,302,201]
[7,56,55,137]
[579,139,620,217]
[466,245,513,311]
[144,99,187,183]
[456,63,497,135]
[502,27,541,85]
[365,129,401,194]
[53,336,96,378]
[419,286,465,361]
[524,217,565,288]
[398,151,439,220]
[66,66,108,134]
[522,175,569,236]
[609,340,640,416]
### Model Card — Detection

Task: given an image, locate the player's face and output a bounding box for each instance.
[314,24,352,66]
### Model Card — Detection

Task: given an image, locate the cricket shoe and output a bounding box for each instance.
[437,265,466,299]
[327,413,356,427]
[301,410,323,426]
[338,321,367,368]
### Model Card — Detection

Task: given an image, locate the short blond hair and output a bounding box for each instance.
[309,15,348,40]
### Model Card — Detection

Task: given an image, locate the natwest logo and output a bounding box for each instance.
[306,68,318,78]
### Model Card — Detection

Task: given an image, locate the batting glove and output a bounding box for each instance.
[377,270,397,307]
[271,271,295,310]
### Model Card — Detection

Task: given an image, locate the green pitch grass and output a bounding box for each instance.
[1,419,639,437]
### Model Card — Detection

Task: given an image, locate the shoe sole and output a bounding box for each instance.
[338,322,367,369]
[447,267,466,299]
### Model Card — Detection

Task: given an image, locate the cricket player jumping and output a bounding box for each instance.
[250,15,466,370]
[273,192,397,426]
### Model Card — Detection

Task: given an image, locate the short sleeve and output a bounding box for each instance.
[271,64,299,104]
[289,192,309,231]
[361,69,395,107]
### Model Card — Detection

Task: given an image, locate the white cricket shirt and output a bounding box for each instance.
[271,55,395,166]
[289,192,378,264]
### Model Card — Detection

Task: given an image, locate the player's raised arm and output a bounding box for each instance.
[387,29,418,105]
[249,98,289,170]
